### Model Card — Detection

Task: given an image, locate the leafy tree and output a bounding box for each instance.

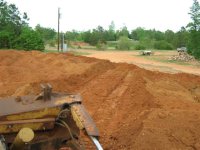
[65,30,83,42]
[109,21,115,32]
[106,21,116,41]
[165,30,175,44]
[94,26,106,44]
[81,30,92,44]
[0,0,28,48]
[35,24,56,42]
[13,27,44,50]
[173,27,189,48]
[130,27,145,41]
[153,30,165,41]
[187,0,200,59]
[154,40,173,50]
[130,30,138,40]
[116,26,129,39]
[81,26,107,46]
[0,0,44,50]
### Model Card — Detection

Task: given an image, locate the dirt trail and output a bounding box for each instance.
[1,50,200,149]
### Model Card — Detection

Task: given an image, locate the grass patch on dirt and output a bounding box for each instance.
[44,49,58,53]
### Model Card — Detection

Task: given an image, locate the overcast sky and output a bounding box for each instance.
[6,0,198,32]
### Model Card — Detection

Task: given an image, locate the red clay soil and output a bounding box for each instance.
[1,50,200,149]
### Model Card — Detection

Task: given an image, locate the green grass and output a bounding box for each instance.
[78,45,97,50]
[44,49,91,56]
[43,49,58,53]
[0,49,13,51]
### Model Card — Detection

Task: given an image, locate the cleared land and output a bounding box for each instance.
[1,50,200,149]
[73,49,200,76]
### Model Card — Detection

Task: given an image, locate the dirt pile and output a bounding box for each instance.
[1,50,200,149]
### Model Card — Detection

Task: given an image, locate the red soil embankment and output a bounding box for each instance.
[1,50,200,149]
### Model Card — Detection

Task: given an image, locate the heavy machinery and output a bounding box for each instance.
[140,50,153,56]
[177,47,187,53]
[0,84,103,150]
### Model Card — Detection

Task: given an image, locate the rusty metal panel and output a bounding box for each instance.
[0,118,55,134]
[71,104,99,137]
[3,107,60,121]
[0,94,82,117]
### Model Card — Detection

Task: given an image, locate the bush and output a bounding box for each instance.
[134,44,146,50]
[188,44,200,59]
[13,27,44,51]
[96,41,107,50]
[117,36,132,50]
[154,40,174,50]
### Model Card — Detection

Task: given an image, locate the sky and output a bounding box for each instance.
[6,0,198,32]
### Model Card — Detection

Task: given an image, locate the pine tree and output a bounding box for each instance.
[187,0,200,59]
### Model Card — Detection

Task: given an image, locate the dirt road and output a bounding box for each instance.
[1,50,200,149]
[75,49,200,76]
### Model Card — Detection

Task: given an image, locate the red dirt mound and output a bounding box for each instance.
[1,50,200,149]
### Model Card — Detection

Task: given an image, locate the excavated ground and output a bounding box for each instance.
[1,50,200,149]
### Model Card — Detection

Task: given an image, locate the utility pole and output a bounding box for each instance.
[57,8,60,52]
[61,32,64,52]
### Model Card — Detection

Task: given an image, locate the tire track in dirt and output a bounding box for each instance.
[78,63,160,149]
[80,64,131,116]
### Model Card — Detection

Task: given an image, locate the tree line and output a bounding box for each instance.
[0,0,200,59]
[65,25,189,51]
[65,0,200,59]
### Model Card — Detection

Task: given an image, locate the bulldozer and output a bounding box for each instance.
[0,84,103,150]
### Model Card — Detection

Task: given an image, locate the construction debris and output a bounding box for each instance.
[168,52,196,62]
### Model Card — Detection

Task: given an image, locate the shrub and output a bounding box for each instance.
[117,36,132,50]
[96,41,107,50]
[134,44,146,50]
